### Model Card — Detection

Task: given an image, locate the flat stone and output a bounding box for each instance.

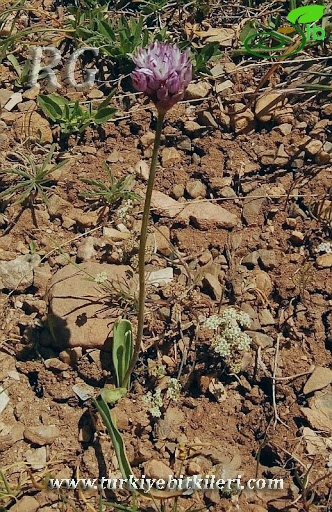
[0,88,13,107]
[0,386,9,414]
[198,110,218,128]
[72,383,95,401]
[290,230,305,245]
[151,191,187,218]
[304,139,323,156]
[23,84,40,100]
[103,227,131,241]
[161,147,181,167]
[146,267,173,285]
[246,331,274,348]
[242,187,267,225]
[13,111,53,143]
[151,192,238,228]
[24,425,60,446]
[154,226,171,256]
[135,160,150,180]
[46,262,133,349]
[259,309,275,326]
[18,100,37,112]
[184,121,202,137]
[316,253,332,268]
[186,180,206,199]
[242,251,259,268]
[185,81,211,100]
[106,149,121,162]
[303,367,332,395]
[301,391,332,434]
[0,254,41,291]
[25,446,47,470]
[257,249,277,270]
[220,186,237,198]
[179,201,238,230]
[4,92,22,111]
[177,136,191,151]
[255,92,284,122]
[10,496,39,512]
[144,459,173,481]
[274,123,292,136]
[202,273,222,301]
[77,237,97,262]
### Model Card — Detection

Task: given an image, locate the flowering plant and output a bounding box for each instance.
[131,42,192,114]
[121,42,192,387]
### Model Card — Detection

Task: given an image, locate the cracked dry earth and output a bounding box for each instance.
[0,70,332,512]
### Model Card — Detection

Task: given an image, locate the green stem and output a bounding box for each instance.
[122,110,165,388]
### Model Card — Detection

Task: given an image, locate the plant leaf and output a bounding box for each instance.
[112,319,133,388]
[101,387,127,404]
[94,107,116,124]
[37,95,63,121]
[93,396,132,480]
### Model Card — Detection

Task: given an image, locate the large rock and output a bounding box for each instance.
[0,254,41,291]
[46,262,134,349]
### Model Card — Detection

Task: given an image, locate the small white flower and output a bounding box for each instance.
[204,315,223,330]
[220,308,238,325]
[143,389,163,417]
[166,378,181,400]
[212,336,232,357]
[151,364,165,377]
[94,272,108,284]
[316,242,332,254]
[236,332,251,351]
[236,311,251,328]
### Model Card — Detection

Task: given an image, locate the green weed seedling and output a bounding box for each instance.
[0,145,68,206]
[7,54,31,87]
[67,13,165,74]
[37,91,116,136]
[185,42,221,75]
[79,163,140,209]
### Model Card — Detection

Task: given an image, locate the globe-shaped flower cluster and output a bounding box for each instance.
[131,42,192,113]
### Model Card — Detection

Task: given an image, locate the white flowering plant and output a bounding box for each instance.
[143,378,182,417]
[203,308,252,373]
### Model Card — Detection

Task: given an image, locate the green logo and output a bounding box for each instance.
[244,4,326,59]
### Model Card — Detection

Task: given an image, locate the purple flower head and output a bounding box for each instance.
[131,42,192,113]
